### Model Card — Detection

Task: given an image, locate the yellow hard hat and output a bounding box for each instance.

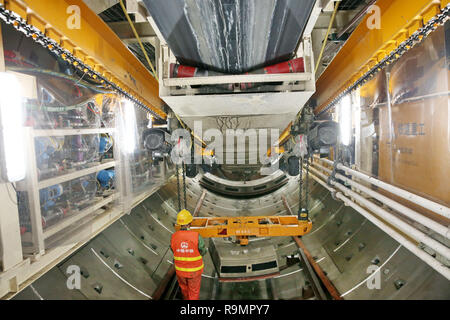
[177,209,193,226]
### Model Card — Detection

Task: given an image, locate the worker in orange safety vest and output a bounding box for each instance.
[170,209,207,300]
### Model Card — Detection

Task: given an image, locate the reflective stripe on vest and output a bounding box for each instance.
[174,263,204,272]
[171,230,203,275]
[174,255,202,262]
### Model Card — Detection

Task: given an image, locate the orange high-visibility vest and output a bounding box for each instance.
[171,230,204,277]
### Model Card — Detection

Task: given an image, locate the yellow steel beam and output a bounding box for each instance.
[267,121,292,157]
[314,0,449,115]
[175,216,313,241]
[1,0,166,119]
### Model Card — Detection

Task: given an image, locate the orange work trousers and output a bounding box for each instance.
[176,270,202,300]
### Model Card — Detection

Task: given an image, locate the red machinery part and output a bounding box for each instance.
[265,57,304,74]
[4,50,16,59]
[241,57,305,90]
[171,64,208,78]
[170,57,305,90]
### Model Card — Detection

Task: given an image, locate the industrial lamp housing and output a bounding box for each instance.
[0,72,26,182]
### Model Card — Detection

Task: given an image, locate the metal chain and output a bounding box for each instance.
[318,4,450,117]
[182,161,187,209]
[305,127,310,214]
[298,156,303,217]
[305,157,310,212]
[176,164,181,212]
[0,5,162,119]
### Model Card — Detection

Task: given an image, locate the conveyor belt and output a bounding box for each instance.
[144,0,316,74]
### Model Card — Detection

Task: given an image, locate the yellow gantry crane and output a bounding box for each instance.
[175,216,312,246]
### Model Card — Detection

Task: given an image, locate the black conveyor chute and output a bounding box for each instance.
[143,0,316,74]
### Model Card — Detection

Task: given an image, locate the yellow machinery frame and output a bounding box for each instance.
[0,0,166,119]
[271,0,449,150]
[175,216,312,245]
[314,0,450,115]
